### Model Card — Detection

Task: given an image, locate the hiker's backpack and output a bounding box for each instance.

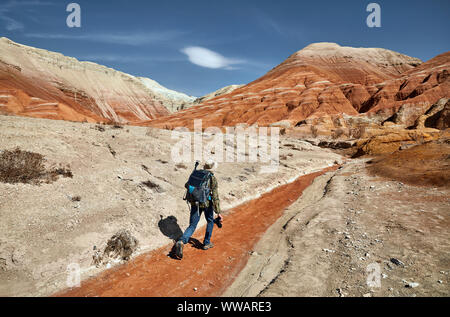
[184,162,212,204]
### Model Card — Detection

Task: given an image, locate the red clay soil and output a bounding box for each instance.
[55,166,338,297]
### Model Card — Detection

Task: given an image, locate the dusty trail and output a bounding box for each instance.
[55,166,338,297]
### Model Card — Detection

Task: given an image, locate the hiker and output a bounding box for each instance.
[175,159,222,259]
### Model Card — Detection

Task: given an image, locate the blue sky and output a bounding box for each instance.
[1,0,449,96]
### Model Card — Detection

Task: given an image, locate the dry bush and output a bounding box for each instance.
[141,180,165,193]
[101,230,139,262]
[104,120,124,129]
[94,125,105,132]
[349,125,366,139]
[0,148,72,185]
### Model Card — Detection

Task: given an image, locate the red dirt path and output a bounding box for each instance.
[56,166,337,297]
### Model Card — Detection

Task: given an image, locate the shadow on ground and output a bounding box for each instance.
[158,215,183,241]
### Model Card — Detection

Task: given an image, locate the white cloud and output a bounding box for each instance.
[181,46,245,70]
[25,31,185,46]
[2,15,24,31]
[0,0,54,31]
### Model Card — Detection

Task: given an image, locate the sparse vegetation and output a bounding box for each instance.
[141,180,164,193]
[0,148,72,185]
[349,125,366,139]
[71,195,81,202]
[95,125,105,132]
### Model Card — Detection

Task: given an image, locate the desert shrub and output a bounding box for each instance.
[71,195,81,202]
[349,125,366,139]
[95,125,105,132]
[103,120,124,129]
[141,180,165,193]
[0,148,72,185]
[110,123,124,129]
[100,229,139,262]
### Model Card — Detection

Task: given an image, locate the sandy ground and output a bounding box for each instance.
[226,159,449,297]
[0,115,342,297]
[55,167,337,297]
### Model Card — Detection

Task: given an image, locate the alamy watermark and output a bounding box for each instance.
[366,262,381,288]
[66,3,81,28]
[170,120,280,173]
[66,262,81,288]
[366,3,381,28]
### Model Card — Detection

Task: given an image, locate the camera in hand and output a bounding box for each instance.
[214,216,222,228]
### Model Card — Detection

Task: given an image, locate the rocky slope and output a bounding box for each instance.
[138,77,196,112]
[147,43,449,131]
[0,37,193,123]
[192,84,243,105]
[226,157,450,297]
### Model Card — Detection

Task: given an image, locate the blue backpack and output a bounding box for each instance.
[184,162,212,204]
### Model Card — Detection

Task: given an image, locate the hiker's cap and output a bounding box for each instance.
[203,159,217,170]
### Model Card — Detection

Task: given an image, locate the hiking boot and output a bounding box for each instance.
[202,243,214,250]
[175,241,184,259]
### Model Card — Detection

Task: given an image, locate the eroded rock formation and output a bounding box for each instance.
[147,43,449,132]
[0,37,193,123]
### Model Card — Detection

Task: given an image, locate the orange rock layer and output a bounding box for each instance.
[147,44,449,130]
[0,37,170,124]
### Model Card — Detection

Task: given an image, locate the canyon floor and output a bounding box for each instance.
[0,114,340,297]
[0,115,448,297]
[226,154,449,297]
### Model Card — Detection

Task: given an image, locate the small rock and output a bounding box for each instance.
[406,282,419,288]
[363,293,372,297]
[382,274,388,279]
[193,288,198,291]
[390,258,405,266]
[438,280,443,284]
[322,248,335,253]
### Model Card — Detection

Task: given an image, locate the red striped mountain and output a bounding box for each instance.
[0,37,194,123]
[147,43,449,130]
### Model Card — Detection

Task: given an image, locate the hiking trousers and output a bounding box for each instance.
[180,203,214,246]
